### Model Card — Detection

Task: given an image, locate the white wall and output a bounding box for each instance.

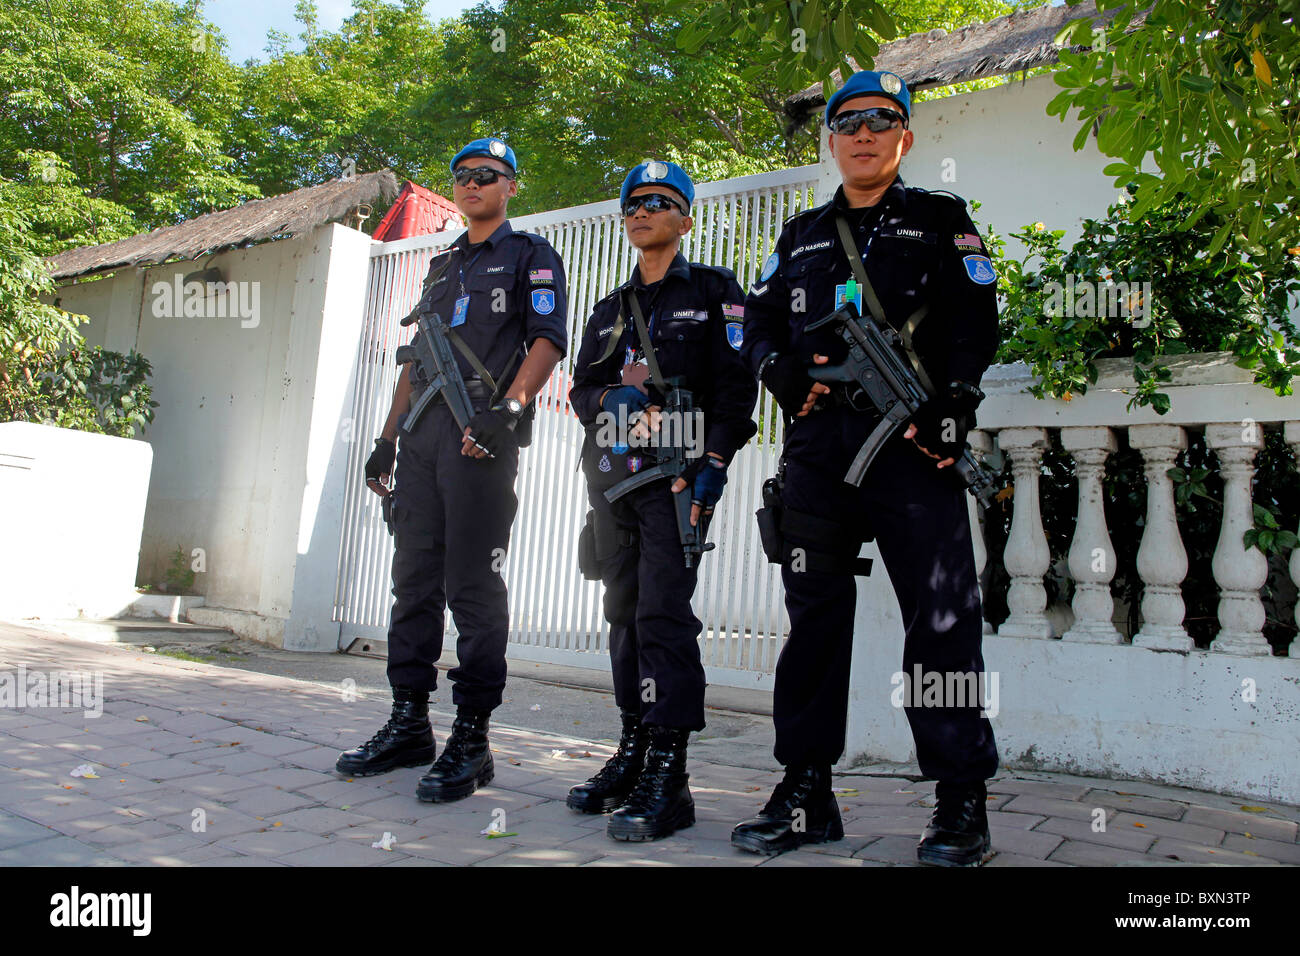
[0,423,152,619]
[51,224,372,645]
[842,355,1300,804]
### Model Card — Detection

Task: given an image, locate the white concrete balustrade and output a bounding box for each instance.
[848,351,1300,804]
[971,352,1298,655]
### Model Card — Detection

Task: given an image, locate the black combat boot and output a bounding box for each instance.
[606,726,694,841]
[916,780,992,866]
[415,708,494,803]
[335,687,436,776]
[730,764,842,856]
[566,710,649,814]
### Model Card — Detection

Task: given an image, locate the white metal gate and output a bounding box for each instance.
[334,166,820,688]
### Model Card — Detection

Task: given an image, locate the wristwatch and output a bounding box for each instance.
[493,397,525,420]
[947,381,986,405]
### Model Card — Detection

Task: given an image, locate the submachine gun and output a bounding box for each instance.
[396,310,476,436]
[804,300,998,507]
[601,377,713,568]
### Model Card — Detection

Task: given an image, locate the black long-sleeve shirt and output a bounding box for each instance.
[570,253,758,464]
[741,176,999,390]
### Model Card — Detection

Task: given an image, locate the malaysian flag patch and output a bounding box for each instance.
[529,269,554,284]
[722,303,745,318]
[953,233,984,250]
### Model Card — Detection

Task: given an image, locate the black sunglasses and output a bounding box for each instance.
[828,107,907,135]
[622,192,686,217]
[453,165,515,186]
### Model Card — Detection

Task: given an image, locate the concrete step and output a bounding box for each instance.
[117,593,206,622]
[42,618,235,646]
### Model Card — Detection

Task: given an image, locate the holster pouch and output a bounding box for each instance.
[755,476,784,564]
[381,493,395,537]
[578,505,638,581]
[577,509,600,580]
[754,474,873,577]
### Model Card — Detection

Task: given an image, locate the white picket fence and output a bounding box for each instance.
[333,165,821,687]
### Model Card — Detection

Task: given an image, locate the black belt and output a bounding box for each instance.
[413,377,495,409]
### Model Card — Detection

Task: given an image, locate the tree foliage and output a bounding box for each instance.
[666,0,1039,100]
[981,188,1300,413]
[0,182,156,436]
[1047,0,1300,278]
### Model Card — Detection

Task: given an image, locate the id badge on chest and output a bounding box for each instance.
[451,295,470,328]
[622,345,650,391]
[835,282,863,315]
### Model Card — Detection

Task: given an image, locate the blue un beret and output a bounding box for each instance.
[824,70,911,126]
[449,138,517,175]
[620,161,694,212]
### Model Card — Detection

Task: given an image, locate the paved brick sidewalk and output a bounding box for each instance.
[1,623,1297,867]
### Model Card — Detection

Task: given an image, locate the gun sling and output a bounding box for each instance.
[577,285,673,483]
[398,252,532,423]
[833,213,935,399]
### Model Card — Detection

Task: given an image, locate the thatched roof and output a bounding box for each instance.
[47,169,401,281]
[784,0,1148,130]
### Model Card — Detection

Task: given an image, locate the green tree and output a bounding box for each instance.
[1047,0,1300,277]
[667,0,1040,100]
[981,190,1300,412]
[226,0,446,199]
[414,0,824,212]
[0,181,156,436]
[0,0,254,251]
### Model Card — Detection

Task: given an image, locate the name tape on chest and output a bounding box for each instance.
[881,227,935,244]
[790,240,833,259]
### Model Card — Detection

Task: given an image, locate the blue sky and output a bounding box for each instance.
[204,1,1064,64]
[200,0,484,63]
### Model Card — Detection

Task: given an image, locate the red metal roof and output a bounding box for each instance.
[373,181,463,240]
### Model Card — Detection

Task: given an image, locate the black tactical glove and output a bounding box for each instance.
[760,354,817,417]
[909,381,985,460]
[465,403,521,457]
[365,438,395,484]
[690,456,728,512]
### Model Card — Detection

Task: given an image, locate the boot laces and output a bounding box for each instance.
[623,764,661,810]
[762,769,815,816]
[931,785,981,830]
[432,715,484,769]
[361,715,399,752]
[587,739,640,786]
[622,744,675,809]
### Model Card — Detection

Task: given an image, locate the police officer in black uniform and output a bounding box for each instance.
[568,161,757,841]
[731,71,1000,865]
[337,138,568,804]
